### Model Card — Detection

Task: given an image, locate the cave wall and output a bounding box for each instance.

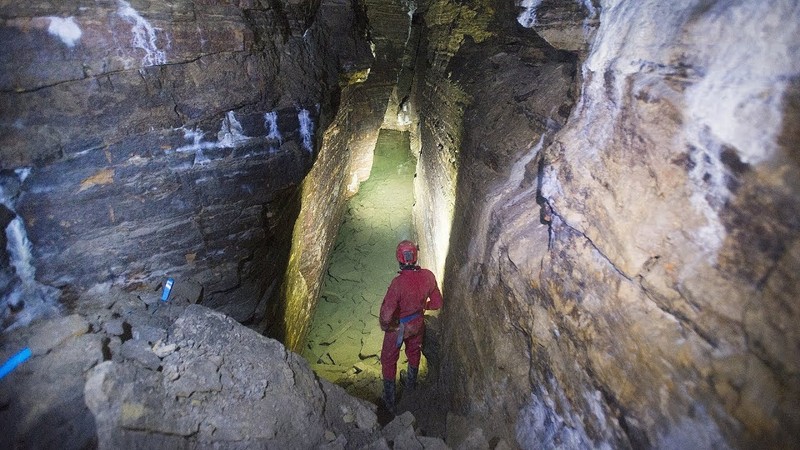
[538,1,800,446]
[414,0,800,448]
[410,0,496,281]
[2,0,798,447]
[411,0,577,440]
[0,0,372,327]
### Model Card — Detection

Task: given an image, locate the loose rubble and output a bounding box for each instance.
[0,282,498,449]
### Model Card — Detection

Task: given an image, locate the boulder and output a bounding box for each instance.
[85,304,381,448]
[0,319,102,449]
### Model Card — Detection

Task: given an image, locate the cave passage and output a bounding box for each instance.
[301,129,420,402]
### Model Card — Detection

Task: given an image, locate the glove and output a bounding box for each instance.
[380,320,399,332]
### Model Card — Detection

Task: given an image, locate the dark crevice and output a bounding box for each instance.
[119,321,133,343]
[0,50,251,95]
[101,337,113,361]
[639,284,720,349]
[587,371,644,448]
[548,208,634,282]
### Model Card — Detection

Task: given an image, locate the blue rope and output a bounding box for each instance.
[0,347,32,380]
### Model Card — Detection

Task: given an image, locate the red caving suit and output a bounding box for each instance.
[379,266,443,380]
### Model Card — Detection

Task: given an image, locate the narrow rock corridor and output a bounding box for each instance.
[1,0,798,448]
[302,129,421,403]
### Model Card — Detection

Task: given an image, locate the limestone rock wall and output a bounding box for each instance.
[411,0,495,280]
[411,0,577,440]
[538,1,800,446]
[414,0,800,448]
[0,0,372,328]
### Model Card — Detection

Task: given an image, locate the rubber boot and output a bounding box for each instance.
[405,365,419,390]
[382,379,396,414]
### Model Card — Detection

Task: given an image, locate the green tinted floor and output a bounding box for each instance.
[302,129,423,403]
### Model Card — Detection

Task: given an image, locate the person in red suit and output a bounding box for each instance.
[379,240,443,413]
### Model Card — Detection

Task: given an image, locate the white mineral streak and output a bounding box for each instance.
[264,111,282,143]
[298,109,315,153]
[6,219,36,285]
[517,0,543,28]
[15,168,31,183]
[176,128,215,153]
[683,1,797,256]
[397,102,412,127]
[575,1,636,158]
[177,112,250,160]
[539,163,563,200]
[117,0,167,66]
[580,0,598,40]
[0,177,35,287]
[683,1,799,165]
[46,16,82,47]
[175,108,315,162]
[468,134,547,274]
[1,170,62,332]
[404,0,417,46]
[569,0,800,260]
[579,0,597,18]
[516,380,607,449]
[218,111,248,148]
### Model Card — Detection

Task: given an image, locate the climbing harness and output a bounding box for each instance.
[395,311,422,348]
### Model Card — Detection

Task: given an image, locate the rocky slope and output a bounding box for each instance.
[0,285,470,449]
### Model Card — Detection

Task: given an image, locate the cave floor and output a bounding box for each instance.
[301,129,445,431]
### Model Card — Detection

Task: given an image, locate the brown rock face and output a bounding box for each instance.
[540,2,800,446]
[517,0,599,53]
[413,0,800,448]
[0,0,372,326]
[411,0,578,440]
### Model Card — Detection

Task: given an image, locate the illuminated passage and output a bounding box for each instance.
[302,129,417,402]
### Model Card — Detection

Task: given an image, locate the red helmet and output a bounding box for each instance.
[396,240,418,265]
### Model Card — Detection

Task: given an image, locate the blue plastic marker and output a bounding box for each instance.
[0,347,32,380]
[161,278,174,302]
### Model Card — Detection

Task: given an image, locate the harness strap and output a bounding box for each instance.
[395,311,423,348]
[399,311,422,324]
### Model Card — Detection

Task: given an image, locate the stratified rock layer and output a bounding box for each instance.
[413,0,800,448]
[0,0,372,326]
